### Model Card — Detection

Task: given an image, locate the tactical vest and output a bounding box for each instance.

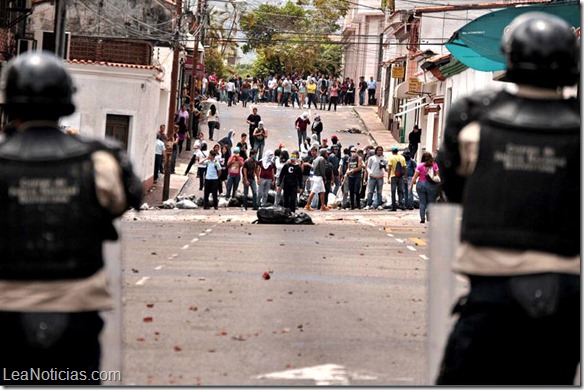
[461,91,580,257]
[0,128,113,280]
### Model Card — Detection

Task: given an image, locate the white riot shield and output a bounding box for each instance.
[426,203,465,384]
[100,219,123,385]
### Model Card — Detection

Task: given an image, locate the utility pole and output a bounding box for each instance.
[190,0,204,101]
[186,0,203,152]
[163,0,183,201]
[53,0,67,58]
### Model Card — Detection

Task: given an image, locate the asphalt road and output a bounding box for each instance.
[199,99,373,156]
[121,210,431,385]
[117,100,443,385]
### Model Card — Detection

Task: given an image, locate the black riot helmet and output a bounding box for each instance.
[2,51,76,119]
[502,12,579,88]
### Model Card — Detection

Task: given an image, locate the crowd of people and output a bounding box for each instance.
[157,98,439,222]
[189,72,378,109]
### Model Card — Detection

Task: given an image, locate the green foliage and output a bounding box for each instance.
[239,0,347,77]
[203,47,227,79]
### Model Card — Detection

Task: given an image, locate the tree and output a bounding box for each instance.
[203,47,227,79]
[239,0,346,77]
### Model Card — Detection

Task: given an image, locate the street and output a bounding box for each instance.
[121,100,434,385]
[122,211,429,385]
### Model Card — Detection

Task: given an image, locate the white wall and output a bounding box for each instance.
[61,64,164,183]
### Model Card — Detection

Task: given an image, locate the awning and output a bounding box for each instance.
[394,81,410,99]
[445,1,580,72]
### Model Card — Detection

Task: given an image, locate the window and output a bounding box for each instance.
[105,114,130,151]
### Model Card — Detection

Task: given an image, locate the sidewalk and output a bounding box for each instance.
[142,152,191,207]
[353,105,408,150]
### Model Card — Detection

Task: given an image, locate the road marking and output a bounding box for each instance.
[359,220,376,226]
[406,245,417,252]
[181,245,189,250]
[168,254,178,260]
[419,255,429,260]
[386,233,394,237]
[205,228,212,233]
[199,233,206,236]
[410,238,427,246]
[396,238,404,243]
[191,238,199,243]
[135,277,150,286]
[384,228,393,233]
[154,265,164,270]
[255,364,377,385]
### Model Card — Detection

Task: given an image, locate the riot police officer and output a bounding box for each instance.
[436,12,580,385]
[0,52,142,384]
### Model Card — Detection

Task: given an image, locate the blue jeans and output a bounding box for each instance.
[297,131,307,151]
[366,177,384,207]
[208,121,216,140]
[254,139,265,160]
[251,89,258,103]
[243,179,258,209]
[258,178,272,206]
[406,176,414,208]
[416,181,438,222]
[359,90,365,105]
[319,94,327,110]
[226,175,240,199]
[281,92,290,106]
[307,93,317,109]
[390,176,406,209]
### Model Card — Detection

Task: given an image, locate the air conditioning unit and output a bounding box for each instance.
[16,39,35,55]
[34,30,71,59]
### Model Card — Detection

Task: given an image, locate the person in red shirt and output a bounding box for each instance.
[295,112,310,152]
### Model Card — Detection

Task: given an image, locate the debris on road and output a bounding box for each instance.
[262,272,271,280]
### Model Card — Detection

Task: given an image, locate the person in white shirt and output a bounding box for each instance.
[367,76,377,105]
[227,79,236,107]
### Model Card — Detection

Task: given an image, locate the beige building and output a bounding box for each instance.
[341,0,385,105]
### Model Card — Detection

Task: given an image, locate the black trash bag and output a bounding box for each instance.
[256,206,295,224]
[293,211,314,225]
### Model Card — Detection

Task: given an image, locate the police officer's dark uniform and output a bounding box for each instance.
[436,13,580,385]
[0,52,142,384]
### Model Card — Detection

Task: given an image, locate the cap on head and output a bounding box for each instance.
[391,146,399,152]
[331,135,338,140]
[402,149,410,156]
[302,112,308,119]
[233,146,240,154]
[2,51,76,119]
[503,12,579,88]
[350,147,357,152]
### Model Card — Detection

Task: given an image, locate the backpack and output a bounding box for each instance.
[395,161,404,178]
